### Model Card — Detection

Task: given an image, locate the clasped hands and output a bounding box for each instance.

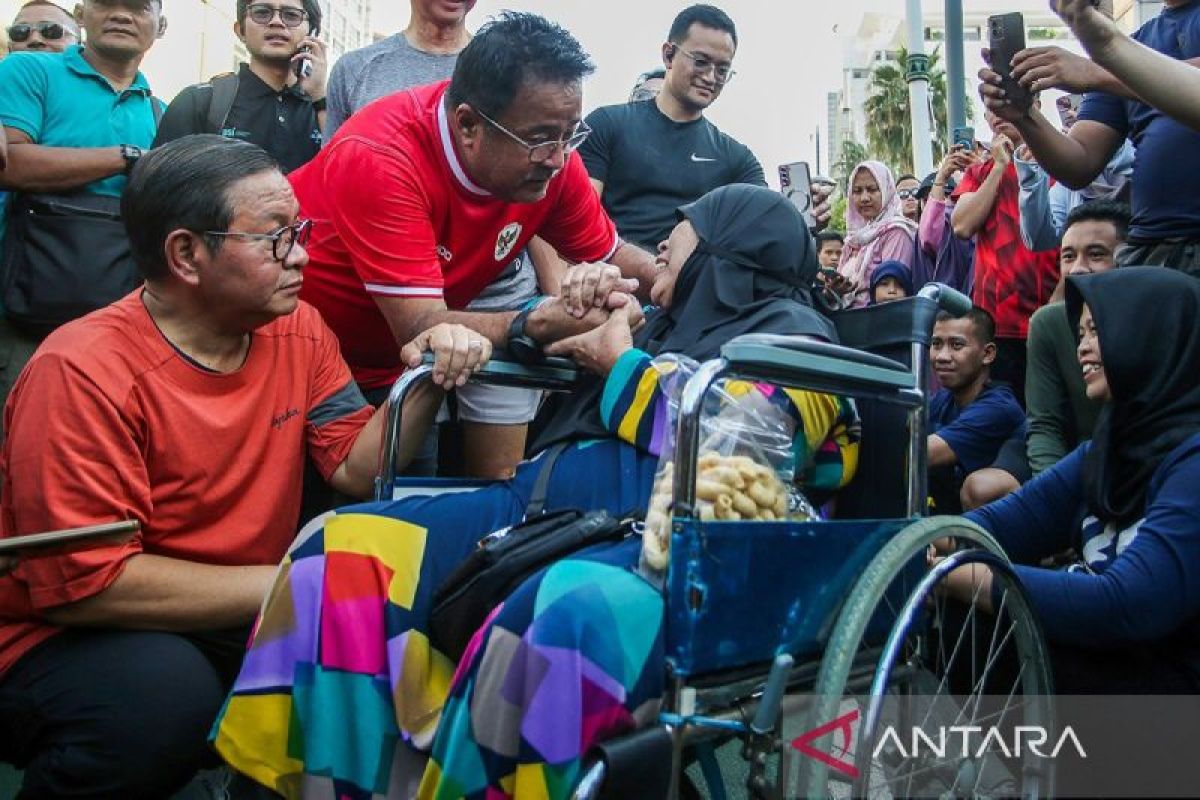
[399,262,644,390]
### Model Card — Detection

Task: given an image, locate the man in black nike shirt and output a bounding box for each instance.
[578,4,765,251]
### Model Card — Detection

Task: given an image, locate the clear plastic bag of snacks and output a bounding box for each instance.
[641,357,818,573]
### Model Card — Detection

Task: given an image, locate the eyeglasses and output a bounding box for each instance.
[6,21,71,42]
[897,189,919,200]
[204,218,312,262]
[474,108,591,164]
[246,3,308,28]
[671,46,736,84]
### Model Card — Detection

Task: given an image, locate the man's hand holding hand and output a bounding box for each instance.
[401,323,492,390]
[545,302,642,374]
[559,262,640,318]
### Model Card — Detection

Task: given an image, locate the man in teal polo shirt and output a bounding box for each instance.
[0,0,166,424]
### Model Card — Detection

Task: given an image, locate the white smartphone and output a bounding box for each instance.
[779,161,815,228]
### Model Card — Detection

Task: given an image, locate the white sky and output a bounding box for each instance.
[372,1,872,186]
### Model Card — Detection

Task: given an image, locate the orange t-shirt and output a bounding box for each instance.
[0,292,373,676]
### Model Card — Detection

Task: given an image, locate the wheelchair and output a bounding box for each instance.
[376,284,1056,800]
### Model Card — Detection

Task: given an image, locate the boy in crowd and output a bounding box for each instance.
[869,259,912,304]
[816,230,844,269]
[927,307,1026,514]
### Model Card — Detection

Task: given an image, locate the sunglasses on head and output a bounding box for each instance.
[7,21,69,41]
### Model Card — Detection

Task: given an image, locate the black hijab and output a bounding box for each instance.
[531,184,836,452]
[1066,267,1200,527]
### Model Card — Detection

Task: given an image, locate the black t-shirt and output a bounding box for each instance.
[153,64,322,174]
[579,99,765,250]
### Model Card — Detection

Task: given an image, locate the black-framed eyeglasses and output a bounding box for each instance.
[474,108,591,164]
[246,3,308,27]
[671,46,736,84]
[7,21,72,42]
[897,189,919,200]
[204,218,312,262]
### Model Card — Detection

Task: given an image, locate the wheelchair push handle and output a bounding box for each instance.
[919,282,972,316]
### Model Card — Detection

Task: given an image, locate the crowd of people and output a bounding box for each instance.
[0,0,1199,797]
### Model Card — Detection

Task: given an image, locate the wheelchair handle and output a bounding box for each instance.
[919,282,972,316]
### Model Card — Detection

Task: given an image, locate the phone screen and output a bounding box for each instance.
[778,162,815,227]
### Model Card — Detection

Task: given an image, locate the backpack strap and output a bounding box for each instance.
[524,441,571,518]
[150,95,163,126]
[205,73,240,135]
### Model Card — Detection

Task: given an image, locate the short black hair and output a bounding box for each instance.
[636,67,666,83]
[896,173,920,185]
[235,0,322,36]
[936,306,996,345]
[815,230,844,247]
[668,4,737,49]
[1064,199,1131,244]
[446,12,594,119]
[123,135,280,281]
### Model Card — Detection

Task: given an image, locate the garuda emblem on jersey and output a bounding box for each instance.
[495,222,522,262]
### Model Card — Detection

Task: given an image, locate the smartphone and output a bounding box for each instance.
[293,45,313,81]
[1056,93,1083,127]
[0,520,139,557]
[778,161,815,228]
[952,126,975,151]
[987,13,1032,111]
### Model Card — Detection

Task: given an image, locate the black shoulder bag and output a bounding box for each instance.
[1,96,162,336]
[428,443,632,661]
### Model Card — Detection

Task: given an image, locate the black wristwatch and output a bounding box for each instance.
[311,96,327,112]
[506,307,542,365]
[120,144,143,176]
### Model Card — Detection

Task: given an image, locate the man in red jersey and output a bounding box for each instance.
[0,136,489,797]
[291,11,656,476]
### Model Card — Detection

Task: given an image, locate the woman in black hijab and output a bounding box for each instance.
[216,185,862,798]
[938,267,1200,692]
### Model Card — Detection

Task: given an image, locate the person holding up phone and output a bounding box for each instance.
[978,0,1200,275]
[951,112,1060,405]
[153,0,327,173]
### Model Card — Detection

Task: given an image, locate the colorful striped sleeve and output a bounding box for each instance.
[599,351,862,487]
[599,348,673,455]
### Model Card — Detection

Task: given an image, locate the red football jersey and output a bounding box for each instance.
[291,80,619,388]
[952,161,1060,339]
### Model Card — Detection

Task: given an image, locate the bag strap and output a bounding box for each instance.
[150,95,163,126]
[524,441,570,518]
[205,73,240,134]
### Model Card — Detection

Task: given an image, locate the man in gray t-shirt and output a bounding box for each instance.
[325,32,459,138]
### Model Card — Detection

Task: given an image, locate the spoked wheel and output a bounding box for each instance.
[801,517,1055,799]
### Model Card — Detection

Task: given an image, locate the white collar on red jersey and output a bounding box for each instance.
[437,96,491,197]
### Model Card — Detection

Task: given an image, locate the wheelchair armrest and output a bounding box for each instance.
[720,333,916,396]
[419,349,581,391]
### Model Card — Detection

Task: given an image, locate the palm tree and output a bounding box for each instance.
[863,46,972,175]
[832,139,870,194]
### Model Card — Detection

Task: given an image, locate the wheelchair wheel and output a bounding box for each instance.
[801,517,1055,799]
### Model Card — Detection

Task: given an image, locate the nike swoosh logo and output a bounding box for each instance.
[690,153,717,162]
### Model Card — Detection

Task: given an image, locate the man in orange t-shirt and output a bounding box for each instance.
[0,135,490,797]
